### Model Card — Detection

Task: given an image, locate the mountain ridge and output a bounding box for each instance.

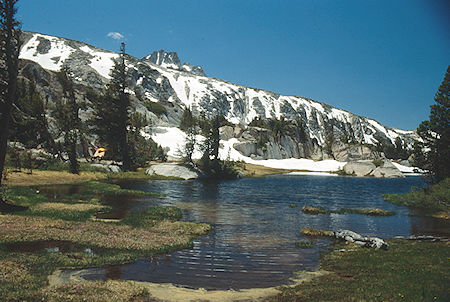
[17,30,418,162]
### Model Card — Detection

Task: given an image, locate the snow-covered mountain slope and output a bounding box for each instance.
[19,31,419,162]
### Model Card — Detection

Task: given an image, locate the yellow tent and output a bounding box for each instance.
[93,148,106,158]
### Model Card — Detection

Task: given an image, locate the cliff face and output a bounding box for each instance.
[18,31,418,161]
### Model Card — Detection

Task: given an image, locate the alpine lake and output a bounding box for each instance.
[55,174,447,290]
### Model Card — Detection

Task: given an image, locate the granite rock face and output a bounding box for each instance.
[18,31,419,162]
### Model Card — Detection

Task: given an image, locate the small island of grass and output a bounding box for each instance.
[301,206,395,216]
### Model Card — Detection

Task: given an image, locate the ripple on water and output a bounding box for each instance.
[60,175,448,290]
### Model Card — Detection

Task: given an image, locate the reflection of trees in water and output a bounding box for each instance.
[96,194,139,219]
[409,210,450,237]
[105,265,122,280]
[199,180,220,200]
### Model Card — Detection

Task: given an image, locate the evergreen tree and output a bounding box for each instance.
[9,79,51,148]
[89,43,133,170]
[87,88,120,159]
[111,42,132,171]
[198,114,237,179]
[183,127,197,164]
[53,66,81,174]
[415,66,450,183]
[179,107,196,131]
[210,115,220,161]
[128,111,166,166]
[0,0,21,189]
[179,108,198,164]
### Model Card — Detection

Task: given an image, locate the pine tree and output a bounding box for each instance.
[88,43,133,170]
[0,0,21,188]
[87,88,120,159]
[198,114,237,179]
[10,79,49,148]
[415,66,450,183]
[184,126,197,164]
[180,107,196,131]
[112,42,132,170]
[53,66,81,174]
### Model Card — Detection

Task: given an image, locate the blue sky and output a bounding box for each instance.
[18,0,449,130]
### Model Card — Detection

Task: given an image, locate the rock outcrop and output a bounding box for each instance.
[370,161,404,178]
[334,230,388,250]
[342,160,404,178]
[145,163,201,180]
[18,31,419,162]
[89,164,121,173]
[343,160,376,176]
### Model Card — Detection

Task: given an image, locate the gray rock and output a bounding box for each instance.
[219,126,235,140]
[90,164,121,173]
[334,230,388,250]
[332,142,378,162]
[36,36,51,54]
[342,161,376,176]
[19,31,420,165]
[400,159,411,167]
[233,141,257,157]
[370,161,404,178]
[145,163,200,180]
[144,50,181,67]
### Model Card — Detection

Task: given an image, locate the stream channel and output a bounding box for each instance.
[51,175,449,290]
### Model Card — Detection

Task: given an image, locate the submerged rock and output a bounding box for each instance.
[146,163,201,180]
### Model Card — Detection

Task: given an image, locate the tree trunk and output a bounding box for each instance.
[0,0,21,188]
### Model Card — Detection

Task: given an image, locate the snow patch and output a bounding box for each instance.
[392,162,417,174]
[79,45,118,79]
[20,33,75,71]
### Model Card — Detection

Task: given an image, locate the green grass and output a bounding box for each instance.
[301,206,395,216]
[3,181,163,221]
[0,179,210,301]
[383,178,450,212]
[294,240,315,248]
[121,206,183,227]
[0,241,187,301]
[268,240,450,302]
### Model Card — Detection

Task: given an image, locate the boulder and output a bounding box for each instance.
[219,126,234,140]
[334,230,388,250]
[233,141,257,157]
[332,142,378,162]
[342,160,376,176]
[370,161,404,178]
[145,163,200,180]
[90,163,121,173]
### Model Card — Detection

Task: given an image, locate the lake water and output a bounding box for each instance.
[74,175,448,290]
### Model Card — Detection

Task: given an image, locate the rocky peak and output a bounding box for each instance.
[143,50,181,68]
[143,49,206,76]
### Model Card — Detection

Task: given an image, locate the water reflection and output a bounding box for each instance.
[63,175,449,289]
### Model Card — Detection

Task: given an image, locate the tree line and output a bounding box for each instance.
[179,108,238,179]
[1,2,165,179]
